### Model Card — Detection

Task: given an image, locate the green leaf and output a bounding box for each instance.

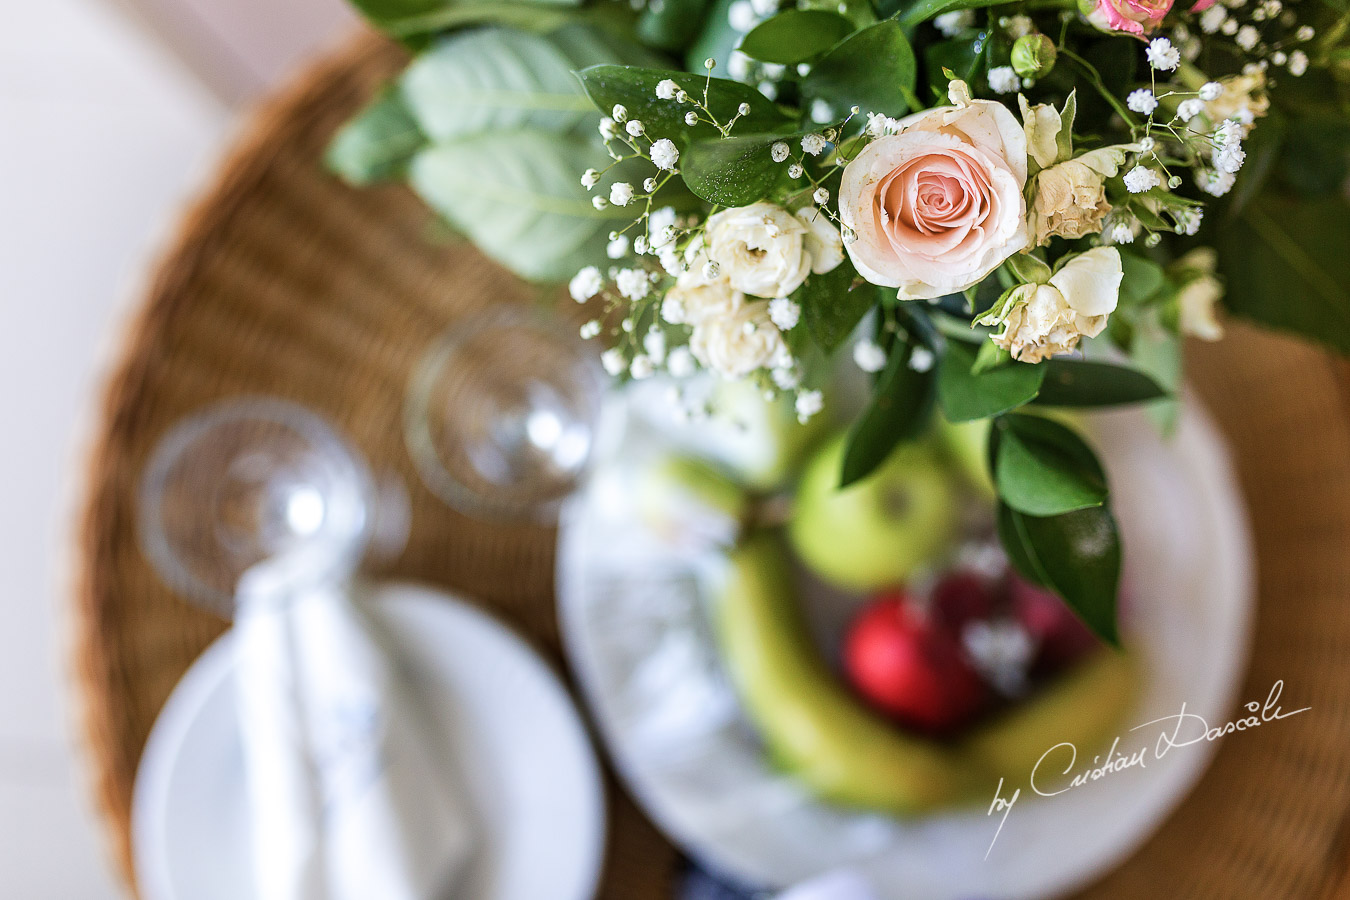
[408,130,628,282]
[1117,251,1166,305]
[937,341,1044,422]
[798,259,864,352]
[994,413,1107,517]
[401,26,650,142]
[841,337,937,487]
[638,0,712,51]
[897,0,1003,29]
[740,10,855,65]
[351,0,582,41]
[802,20,917,119]
[680,132,791,206]
[326,87,426,185]
[1130,319,1182,434]
[997,503,1121,644]
[923,34,987,101]
[1215,194,1350,356]
[1032,359,1169,408]
[576,65,790,147]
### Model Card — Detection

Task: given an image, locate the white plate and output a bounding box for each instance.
[133,582,606,900]
[557,390,1254,899]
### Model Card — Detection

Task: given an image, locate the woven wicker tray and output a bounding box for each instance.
[71,29,1350,899]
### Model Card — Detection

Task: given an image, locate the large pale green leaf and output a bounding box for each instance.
[998,503,1121,644]
[409,130,629,282]
[350,0,582,41]
[402,26,649,141]
[326,87,426,185]
[739,10,855,65]
[993,413,1107,517]
[1215,194,1350,356]
[803,20,917,119]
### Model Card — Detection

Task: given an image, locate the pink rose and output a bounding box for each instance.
[839,82,1029,301]
[1083,0,1173,35]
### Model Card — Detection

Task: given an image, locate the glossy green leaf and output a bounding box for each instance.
[1117,251,1166,305]
[937,341,1044,422]
[740,10,855,65]
[402,26,649,142]
[798,259,864,352]
[997,503,1121,644]
[841,339,937,488]
[409,130,629,282]
[1215,194,1350,356]
[680,132,790,205]
[897,0,1003,29]
[326,87,426,185]
[1032,359,1169,408]
[638,0,712,50]
[577,65,790,147]
[994,413,1107,517]
[802,20,917,119]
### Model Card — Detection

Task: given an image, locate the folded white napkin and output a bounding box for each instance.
[233,574,473,900]
[778,871,880,900]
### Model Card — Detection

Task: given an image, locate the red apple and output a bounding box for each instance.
[843,592,988,735]
[931,571,1001,634]
[1010,575,1099,673]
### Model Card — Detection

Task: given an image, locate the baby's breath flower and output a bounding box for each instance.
[1214,119,1243,148]
[801,133,828,156]
[1289,50,1308,76]
[1177,98,1205,122]
[1175,207,1204,236]
[768,297,800,331]
[630,355,656,380]
[1003,14,1034,37]
[788,162,804,179]
[795,389,824,423]
[934,9,975,36]
[702,259,721,280]
[651,138,680,171]
[579,320,601,339]
[643,177,658,193]
[592,196,609,211]
[1235,24,1259,51]
[667,346,696,378]
[737,102,751,116]
[676,89,689,103]
[634,234,649,255]
[626,120,645,137]
[643,328,667,363]
[1200,5,1227,33]
[610,182,635,207]
[1146,37,1180,71]
[1138,136,1156,153]
[616,268,650,300]
[729,0,757,32]
[581,168,600,189]
[796,62,812,77]
[607,235,629,259]
[684,111,699,126]
[1127,89,1158,115]
[728,50,752,80]
[809,99,834,124]
[1196,168,1236,197]
[772,365,800,390]
[1199,81,1223,101]
[1296,25,1315,41]
[771,141,790,163]
[599,117,617,140]
[909,347,935,372]
[1214,143,1246,174]
[601,347,626,376]
[655,78,679,100]
[569,266,603,302]
[611,104,628,122]
[852,340,886,373]
[1108,222,1136,244]
[1124,165,1162,193]
[988,66,1020,94]
[812,187,829,204]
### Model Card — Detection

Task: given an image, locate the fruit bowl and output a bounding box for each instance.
[556,380,1252,897]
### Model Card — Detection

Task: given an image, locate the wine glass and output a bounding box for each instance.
[137,397,375,616]
[404,305,604,523]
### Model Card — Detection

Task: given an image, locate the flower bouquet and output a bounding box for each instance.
[330,0,1350,640]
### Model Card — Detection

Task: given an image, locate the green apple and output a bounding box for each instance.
[788,433,959,592]
[937,414,995,501]
[636,454,749,548]
[716,535,991,814]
